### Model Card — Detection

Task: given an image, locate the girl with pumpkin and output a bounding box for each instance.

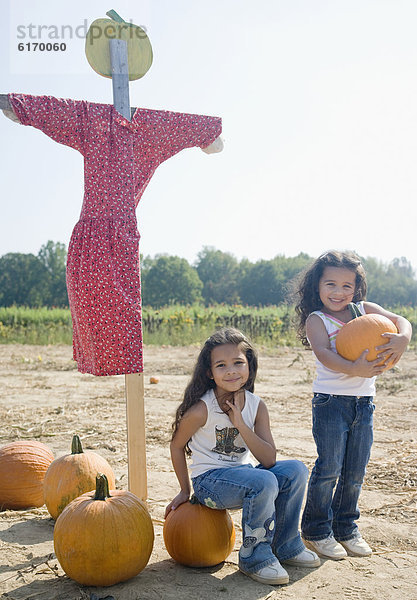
[294,250,412,560]
[165,327,320,586]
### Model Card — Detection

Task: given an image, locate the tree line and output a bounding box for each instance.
[1,242,417,308]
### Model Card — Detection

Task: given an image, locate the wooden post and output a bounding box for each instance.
[125,372,147,500]
[109,37,147,500]
[109,38,131,120]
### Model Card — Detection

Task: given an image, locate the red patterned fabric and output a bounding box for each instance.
[9,94,221,376]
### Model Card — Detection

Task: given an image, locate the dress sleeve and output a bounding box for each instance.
[8,93,88,155]
[156,110,222,162]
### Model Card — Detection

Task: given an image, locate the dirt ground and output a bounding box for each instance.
[0,343,416,600]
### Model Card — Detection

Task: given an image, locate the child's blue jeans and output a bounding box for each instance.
[301,393,375,542]
[192,459,308,573]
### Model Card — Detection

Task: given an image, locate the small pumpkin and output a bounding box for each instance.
[54,473,154,586]
[149,376,159,384]
[43,434,115,519]
[163,495,235,567]
[336,313,398,371]
[0,440,54,510]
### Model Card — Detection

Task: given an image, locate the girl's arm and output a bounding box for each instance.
[306,313,386,378]
[164,401,207,517]
[226,393,277,468]
[364,302,412,366]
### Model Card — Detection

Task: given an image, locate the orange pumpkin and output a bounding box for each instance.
[163,495,235,567]
[336,313,398,371]
[43,434,115,519]
[54,473,154,586]
[0,440,54,510]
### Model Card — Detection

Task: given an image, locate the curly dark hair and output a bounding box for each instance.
[294,250,367,347]
[171,328,258,453]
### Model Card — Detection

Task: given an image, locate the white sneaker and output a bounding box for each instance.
[240,558,289,585]
[339,533,372,557]
[303,535,347,560]
[282,548,321,567]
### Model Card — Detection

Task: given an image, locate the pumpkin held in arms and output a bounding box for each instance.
[336,313,398,371]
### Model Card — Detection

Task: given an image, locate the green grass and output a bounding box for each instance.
[0,304,416,347]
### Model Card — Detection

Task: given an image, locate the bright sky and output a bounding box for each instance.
[1,0,417,272]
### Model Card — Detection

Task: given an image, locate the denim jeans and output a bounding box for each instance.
[192,460,308,573]
[301,393,375,542]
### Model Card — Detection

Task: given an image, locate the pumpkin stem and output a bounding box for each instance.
[71,434,84,455]
[348,303,362,319]
[189,494,201,505]
[106,9,126,23]
[94,473,112,501]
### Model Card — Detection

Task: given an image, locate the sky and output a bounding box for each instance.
[1,0,417,273]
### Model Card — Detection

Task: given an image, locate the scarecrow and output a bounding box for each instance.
[1,11,223,499]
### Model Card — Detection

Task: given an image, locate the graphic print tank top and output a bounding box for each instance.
[188,388,260,478]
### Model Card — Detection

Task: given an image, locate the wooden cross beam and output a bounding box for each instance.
[1,94,137,118]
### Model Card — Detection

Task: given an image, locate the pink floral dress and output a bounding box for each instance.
[9,94,221,376]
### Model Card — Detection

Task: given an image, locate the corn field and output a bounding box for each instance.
[0,304,296,346]
[0,304,416,347]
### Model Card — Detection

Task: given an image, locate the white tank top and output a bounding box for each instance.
[188,388,260,478]
[309,301,376,396]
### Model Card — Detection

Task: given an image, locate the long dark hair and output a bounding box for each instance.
[294,250,367,346]
[171,328,258,448]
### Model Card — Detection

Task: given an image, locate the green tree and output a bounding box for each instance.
[140,254,156,292]
[238,259,285,305]
[364,256,417,306]
[38,240,68,307]
[238,253,312,306]
[281,253,311,280]
[142,255,203,307]
[275,253,312,302]
[196,246,240,305]
[0,253,49,306]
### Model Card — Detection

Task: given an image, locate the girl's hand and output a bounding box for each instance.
[164,490,190,518]
[375,332,409,367]
[233,389,245,411]
[350,350,386,377]
[225,389,245,428]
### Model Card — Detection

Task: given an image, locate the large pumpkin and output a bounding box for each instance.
[0,440,54,510]
[336,313,398,371]
[43,434,115,519]
[54,473,154,586]
[163,495,235,567]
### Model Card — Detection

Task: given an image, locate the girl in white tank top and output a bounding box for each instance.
[294,250,411,559]
[165,328,320,584]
